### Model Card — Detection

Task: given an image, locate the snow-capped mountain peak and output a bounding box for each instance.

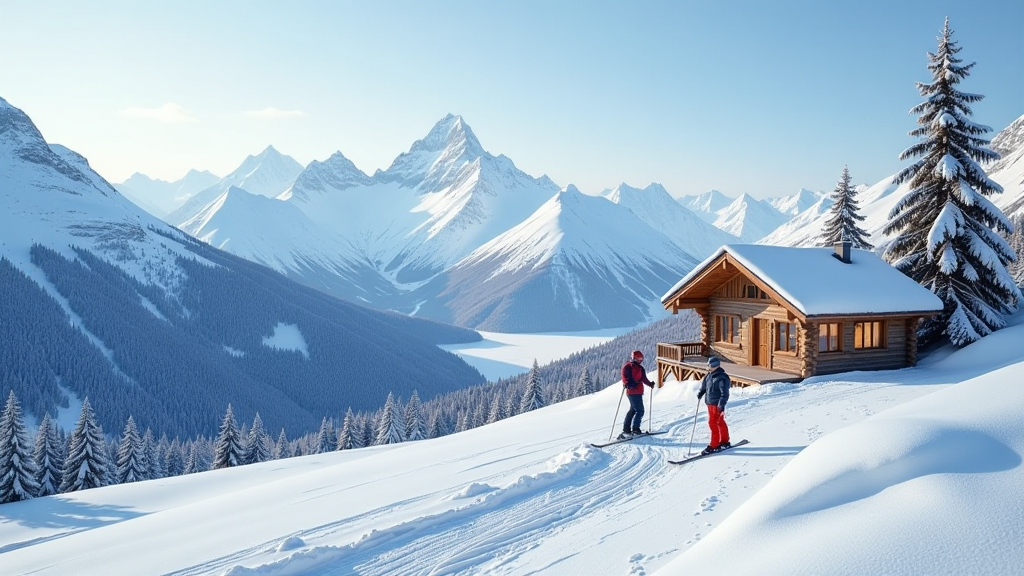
[679,189,732,217]
[165,146,303,226]
[0,96,105,194]
[380,114,489,189]
[225,145,304,197]
[605,182,739,259]
[410,114,484,158]
[713,192,790,242]
[279,151,371,201]
[768,188,824,215]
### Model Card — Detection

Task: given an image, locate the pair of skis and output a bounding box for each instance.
[591,432,749,465]
[590,430,669,448]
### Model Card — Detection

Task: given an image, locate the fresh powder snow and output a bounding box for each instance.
[2,311,1022,575]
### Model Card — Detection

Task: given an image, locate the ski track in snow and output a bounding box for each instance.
[138,374,942,576]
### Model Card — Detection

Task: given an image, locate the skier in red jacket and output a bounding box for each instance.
[620,350,655,439]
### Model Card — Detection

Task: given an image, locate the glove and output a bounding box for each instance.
[719,405,726,415]
[697,390,705,400]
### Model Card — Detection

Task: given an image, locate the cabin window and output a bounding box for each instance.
[745,285,769,300]
[715,315,740,344]
[819,323,841,352]
[854,321,885,349]
[775,321,798,352]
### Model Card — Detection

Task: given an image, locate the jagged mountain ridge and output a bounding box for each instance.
[0,95,484,440]
[604,182,739,260]
[712,192,791,242]
[165,145,304,226]
[115,169,220,218]
[410,186,698,332]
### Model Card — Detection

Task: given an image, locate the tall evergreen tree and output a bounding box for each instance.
[404,391,426,441]
[486,393,505,424]
[374,393,406,445]
[242,413,271,465]
[519,359,546,413]
[455,409,470,433]
[821,166,873,249]
[362,418,375,448]
[0,390,40,502]
[426,411,447,439]
[314,417,335,454]
[273,428,292,459]
[115,416,147,484]
[60,398,110,493]
[504,385,520,418]
[183,442,202,474]
[882,18,1020,347]
[337,408,358,450]
[141,429,158,479]
[33,412,62,497]
[212,405,243,469]
[164,438,185,477]
[1009,214,1024,286]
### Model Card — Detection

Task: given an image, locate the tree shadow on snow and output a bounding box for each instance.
[0,497,143,553]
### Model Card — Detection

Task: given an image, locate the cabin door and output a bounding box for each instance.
[751,318,770,368]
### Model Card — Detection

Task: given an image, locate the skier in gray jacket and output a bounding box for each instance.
[697,356,731,455]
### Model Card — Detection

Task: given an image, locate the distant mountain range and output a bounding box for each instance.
[0,95,485,440]
[765,113,1024,248]
[113,110,1024,333]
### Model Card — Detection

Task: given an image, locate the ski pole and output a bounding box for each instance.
[646,384,654,433]
[687,397,701,456]
[609,387,625,440]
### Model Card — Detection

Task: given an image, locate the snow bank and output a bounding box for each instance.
[657,359,1024,576]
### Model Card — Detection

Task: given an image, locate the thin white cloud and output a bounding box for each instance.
[246,107,306,119]
[118,103,198,123]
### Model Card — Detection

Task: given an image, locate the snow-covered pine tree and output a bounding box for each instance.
[361,417,375,448]
[455,409,470,433]
[1009,213,1024,286]
[504,386,520,418]
[821,166,873,249]
[471,402,487,429]
[426,410,446,439]
[404,391,426,441]
[519,359,546,413]
[183,442,201,474]
[59,398,110,492]
[337,409,358,450]
[104,438,118,484]
[882,18,1021,347]
[242,413,271,464]
[486,393,505,424]
[164,438,185,477]
[374,393,406,445]
[115,416,147,484]
[33,412,63,497]
[273,428,292,459]
[313,417,335,454]
[151,433,168,480]
[141,428,158,479]
[0,390,40,503]
[212,405,243,469]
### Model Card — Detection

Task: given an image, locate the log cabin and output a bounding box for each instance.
[656,241,944,387]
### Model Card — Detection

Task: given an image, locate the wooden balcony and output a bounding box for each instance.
[655,341,802,388]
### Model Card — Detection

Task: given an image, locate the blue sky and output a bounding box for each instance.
[2,0,1021,199]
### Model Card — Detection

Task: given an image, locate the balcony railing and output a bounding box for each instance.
[656,342,707,363]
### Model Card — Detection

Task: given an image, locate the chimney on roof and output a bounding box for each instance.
[833,238,852,264]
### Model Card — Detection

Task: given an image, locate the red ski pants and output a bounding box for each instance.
[706,404,730,448]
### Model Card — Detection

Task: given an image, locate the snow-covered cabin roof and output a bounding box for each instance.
[662,244,944,319]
